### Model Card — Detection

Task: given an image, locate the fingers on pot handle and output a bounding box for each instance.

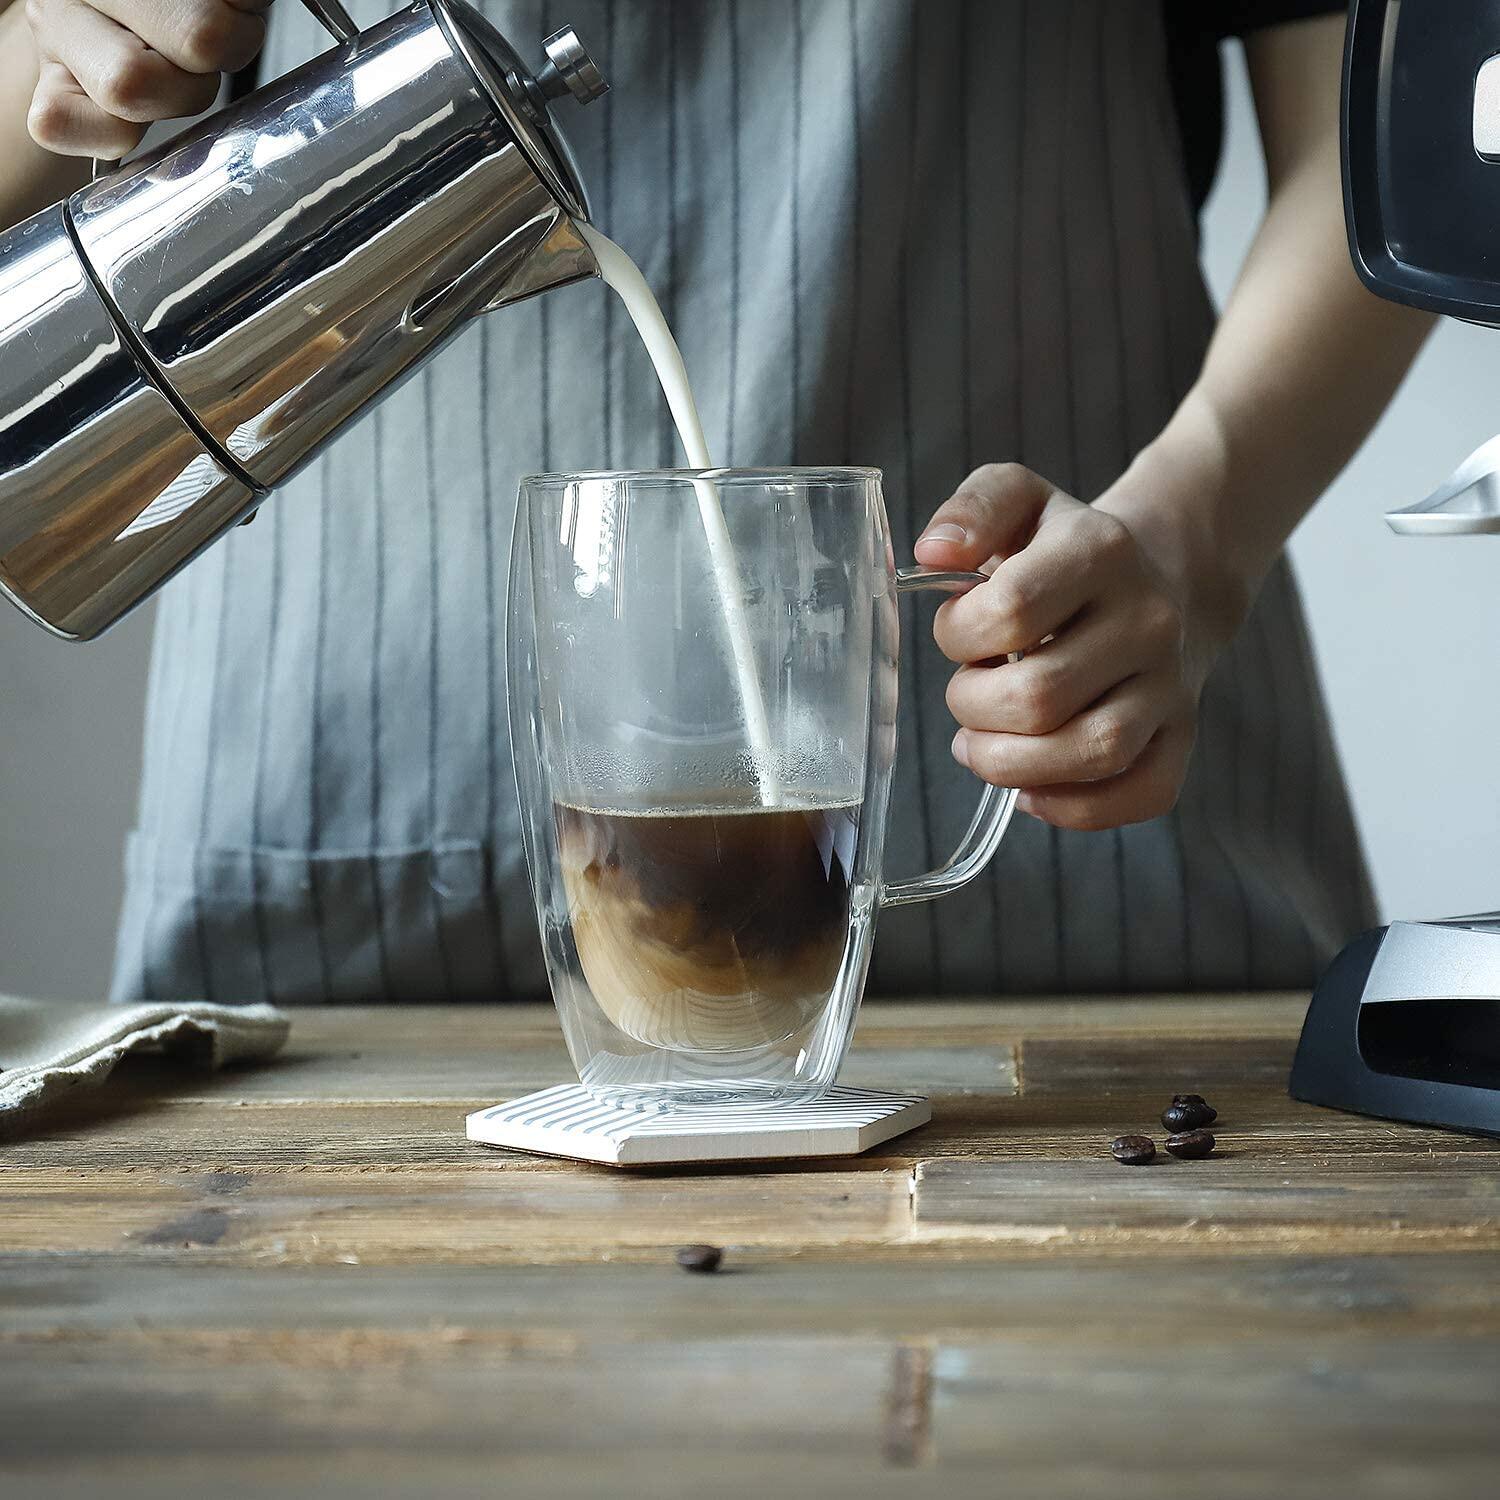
[90,0,357,181]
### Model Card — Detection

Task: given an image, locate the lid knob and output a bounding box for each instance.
[533,27,609,105]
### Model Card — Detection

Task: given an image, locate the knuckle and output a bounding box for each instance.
[26,90,72,149]
[971,738,1011,788]
[1013,665,1065,734]
[954,462,1040,509]
[1032,748,1184,830]
[1034,793,1109,833]
[1065,804,1115,833]
[944,667,974,721]
[1088,508,1135,565]
[931,617,968,666]
[1080,710,1137,779]
[180,8,250,73]
[180,14,229,72]
[980,581,1033,645]
[983,461,1038,490]
[98,55,164,119]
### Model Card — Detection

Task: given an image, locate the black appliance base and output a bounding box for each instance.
[1291,921,1500,1139]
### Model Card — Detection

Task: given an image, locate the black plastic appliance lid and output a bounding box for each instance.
[1345,0,1500,324]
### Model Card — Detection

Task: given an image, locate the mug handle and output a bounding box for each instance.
[881,567,1020,908]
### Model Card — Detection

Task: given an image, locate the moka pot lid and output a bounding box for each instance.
[434,0,604,224]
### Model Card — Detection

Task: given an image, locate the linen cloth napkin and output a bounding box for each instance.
[0,995,289,1126]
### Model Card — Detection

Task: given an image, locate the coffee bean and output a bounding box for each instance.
[1111,1134,1156,1165]
[1170,1098,1218,1122]
[1164,1129,1215,1159]
[1161,1101,1215,1132]
[675,1244,724,1273]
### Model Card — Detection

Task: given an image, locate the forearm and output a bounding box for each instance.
[1098,20,1432,653]
[0,3,86,230]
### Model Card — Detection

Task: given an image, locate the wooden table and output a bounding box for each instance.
[3,997,1499,1498]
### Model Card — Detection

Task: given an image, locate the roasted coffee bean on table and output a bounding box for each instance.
[1162,1101,1215,1132]
[1170,1098,1218,1122]
[1162,1094,1218,1131]
[1110,1134,1157,1166]
[675,1244,724,1273]
[1164,1128,1216,1160]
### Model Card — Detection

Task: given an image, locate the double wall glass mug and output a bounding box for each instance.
[508,468,1018,1109]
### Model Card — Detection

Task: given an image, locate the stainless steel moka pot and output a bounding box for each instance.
[0,0,606,640]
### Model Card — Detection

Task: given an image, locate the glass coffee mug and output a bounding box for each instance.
[508,468,1018,1109]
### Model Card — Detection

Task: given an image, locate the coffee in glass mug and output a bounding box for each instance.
[508,468,1018,1109]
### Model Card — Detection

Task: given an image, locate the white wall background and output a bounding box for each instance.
[3,42,1500,1000]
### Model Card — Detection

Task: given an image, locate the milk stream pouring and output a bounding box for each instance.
[575,224,780,804]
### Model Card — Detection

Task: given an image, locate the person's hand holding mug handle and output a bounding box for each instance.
[23,0,272,160]
[915,463,1211,834]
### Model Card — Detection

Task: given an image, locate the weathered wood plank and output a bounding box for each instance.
[850,994,1310,1039]
[95,1032,576,1103]
[36,997,1299,1110]
[262,996,1309,1052]
[1018,1034,1296,1097]
[928,1336,1500,1481]
[2,1101,503,1170]
[3,1325,1497,1482]
[48,1029,1014,1106]
[841,1044,1016,1094]
[913,1151,1500,1248]
[7,1453,1497,1500]
[0,1334,894,1461]
[0,1164,911,1261]
[7,1254,1500,1341]
[3,1308,1498,1496]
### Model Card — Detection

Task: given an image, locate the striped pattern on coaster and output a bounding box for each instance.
[465,1085,932,1167]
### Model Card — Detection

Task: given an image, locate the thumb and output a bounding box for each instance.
[913,463,1057,571]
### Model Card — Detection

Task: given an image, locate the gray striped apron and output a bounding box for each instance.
[109,0,1375,1004]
